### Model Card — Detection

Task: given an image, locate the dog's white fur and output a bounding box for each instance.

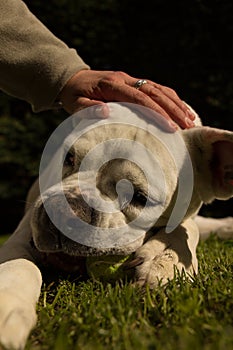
[0,103,233,349]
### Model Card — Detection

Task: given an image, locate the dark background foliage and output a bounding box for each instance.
[0,0,232,234]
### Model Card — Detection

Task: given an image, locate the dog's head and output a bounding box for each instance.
[31,103,233,257]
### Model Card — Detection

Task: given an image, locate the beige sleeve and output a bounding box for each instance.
[0,0,90,112]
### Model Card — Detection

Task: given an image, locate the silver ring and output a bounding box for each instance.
[134,79,147,89]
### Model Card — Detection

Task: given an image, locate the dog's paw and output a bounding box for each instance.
[132,248,180,288]
[0,291,37,350]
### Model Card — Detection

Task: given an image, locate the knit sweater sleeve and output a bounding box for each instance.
[0,0,90,112]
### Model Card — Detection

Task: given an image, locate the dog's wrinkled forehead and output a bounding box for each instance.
[71,102,156,134]
[66,103,157,155]
[64,103,181,173]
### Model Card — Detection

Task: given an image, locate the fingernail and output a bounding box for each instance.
[186,109,196,120]
[155,117,178,132]
[185,117,195,128]
[166,120,178,132]
[95,104,109,118]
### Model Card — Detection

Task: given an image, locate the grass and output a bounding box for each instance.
[0,234,11,246]
[19,235,233,350]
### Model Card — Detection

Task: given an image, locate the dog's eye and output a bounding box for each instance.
[131,191,160,207]
[132,191,148,207]
[64,152,75,167]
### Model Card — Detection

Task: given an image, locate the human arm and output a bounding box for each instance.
[0,0,89,112]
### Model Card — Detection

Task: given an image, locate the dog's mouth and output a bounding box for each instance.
[39,250,87,275]
[31,193,104,256]
[29,201,89,274]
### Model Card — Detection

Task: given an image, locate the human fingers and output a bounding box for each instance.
[96,72,195,129]
[146,80,196,121]
[97,78,181,131]
[104,72,195,122]
[59,70,177,129]
[136,81,195,129]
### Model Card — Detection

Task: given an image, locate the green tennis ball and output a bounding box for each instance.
[86,255,132,281]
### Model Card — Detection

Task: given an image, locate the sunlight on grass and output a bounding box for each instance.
[24,236,233,350]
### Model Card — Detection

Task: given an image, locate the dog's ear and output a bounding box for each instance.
[183,126,233,202]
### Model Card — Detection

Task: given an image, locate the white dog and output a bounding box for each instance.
[0,103,232,349]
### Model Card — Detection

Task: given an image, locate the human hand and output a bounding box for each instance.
[59,70,196,130]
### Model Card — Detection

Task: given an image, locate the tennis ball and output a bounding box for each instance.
[86,255,132,282]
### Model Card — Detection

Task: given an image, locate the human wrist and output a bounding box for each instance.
[58,69,89,104]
